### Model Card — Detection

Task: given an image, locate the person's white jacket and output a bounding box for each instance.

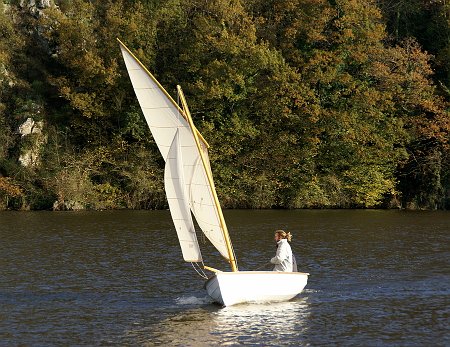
[270,239,293,272]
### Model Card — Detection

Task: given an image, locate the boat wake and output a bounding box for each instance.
[175,295,212,306]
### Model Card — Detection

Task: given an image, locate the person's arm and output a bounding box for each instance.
[270,243,287,264]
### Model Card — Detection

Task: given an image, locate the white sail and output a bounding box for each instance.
[165,130,202,262]
[190,146,229,256]
[118,41,231,260]
[119,44,181,160]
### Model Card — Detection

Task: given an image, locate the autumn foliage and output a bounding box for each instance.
[0,0,448,210]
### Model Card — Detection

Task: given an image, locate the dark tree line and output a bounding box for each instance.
[0,0,448,210]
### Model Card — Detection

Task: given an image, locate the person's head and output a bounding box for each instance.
[274,229,292,242]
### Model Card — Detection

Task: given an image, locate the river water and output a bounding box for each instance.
[0,210,448,346]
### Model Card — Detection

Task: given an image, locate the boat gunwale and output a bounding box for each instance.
[213,271,309,276]
[205,271,309,287]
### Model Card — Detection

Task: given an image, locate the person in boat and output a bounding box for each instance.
[270,230,297,272]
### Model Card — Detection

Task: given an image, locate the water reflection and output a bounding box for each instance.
[213,298,311,345]
[126,297,311,346]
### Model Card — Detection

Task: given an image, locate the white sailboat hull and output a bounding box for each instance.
[205,271,309,306]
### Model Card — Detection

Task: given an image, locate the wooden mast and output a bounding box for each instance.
[177,85,238,272]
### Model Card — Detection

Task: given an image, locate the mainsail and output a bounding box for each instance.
[118,39,233,262]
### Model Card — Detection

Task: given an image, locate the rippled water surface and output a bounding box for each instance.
[0,210,449,346]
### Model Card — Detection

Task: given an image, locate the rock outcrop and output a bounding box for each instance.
[19,0,53,17]
[18,117,46,168]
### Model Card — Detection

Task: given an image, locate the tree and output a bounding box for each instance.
[152,0,323,207]
[377,0,450,90]
[247,0,449,207]
[0,0,447,210]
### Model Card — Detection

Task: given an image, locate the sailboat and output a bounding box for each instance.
[118,39,309,306]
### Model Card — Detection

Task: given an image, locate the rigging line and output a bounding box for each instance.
[194,260,208,279]
[199,260,208,278]
[191,262,208,279]
[197,261,208,279]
